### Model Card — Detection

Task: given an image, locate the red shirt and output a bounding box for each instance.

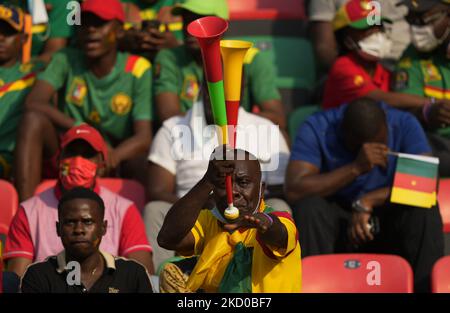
[322,53,391,110]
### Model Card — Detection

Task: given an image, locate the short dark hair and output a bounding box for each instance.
[342,98,386,143]
[58,187,105,218]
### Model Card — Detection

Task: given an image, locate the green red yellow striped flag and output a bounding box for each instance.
[390,153,439,208]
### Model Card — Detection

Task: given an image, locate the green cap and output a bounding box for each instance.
[172,0,229,20]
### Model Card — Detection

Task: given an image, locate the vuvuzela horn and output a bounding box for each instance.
[187,16,240,219]
[220,40,253,148]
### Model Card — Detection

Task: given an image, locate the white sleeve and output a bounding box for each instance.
[308,0,339,22]
[148,125,177,175]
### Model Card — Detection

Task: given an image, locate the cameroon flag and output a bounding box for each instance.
[390,153,439,208]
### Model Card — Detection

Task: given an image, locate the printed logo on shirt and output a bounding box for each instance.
[66,77,87,107]
[180,75,199,101]
[393,70,409,90]
[421,61,442,83]
[0,79,4,87]
[111,92,132,116]
[108,287,120,293]
[354,75,365,87]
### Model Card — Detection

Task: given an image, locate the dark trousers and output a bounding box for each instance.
[427,132,450,177]
[293,196,444,292]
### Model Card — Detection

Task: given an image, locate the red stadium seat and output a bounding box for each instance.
[438,179,450,233]
[431,256,450,293]
[0,180,18,236]
[302,254,414,293]
[227,0,306,20]
[34,178,146,212]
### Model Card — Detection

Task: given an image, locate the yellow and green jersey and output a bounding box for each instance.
[153,45,281,115]
[121,0,184,41]
[38,48,153,145]
[0,61,44,178]
[393,46,450,137]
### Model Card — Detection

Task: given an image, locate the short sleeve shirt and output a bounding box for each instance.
[38,48,152,145]
[322,53,391,109]
[393,46,450,137]
[153,46,281,115]
[290,103,431,203]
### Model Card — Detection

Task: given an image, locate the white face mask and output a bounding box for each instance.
[211,181,263,224]
[357,32,393,60]
[411,24,450,52]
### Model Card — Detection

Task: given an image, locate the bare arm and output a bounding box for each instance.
[367,89,429,110]
[127,250,155,275]
[25,80,75,130]
[157,177,212,254]
[6,258,32,278]
[155,92,183,122]
[146,162,178,203]
[256,99,287,129]
[285,160,362,203]
[309,21,338,71]
[37,38,67,64]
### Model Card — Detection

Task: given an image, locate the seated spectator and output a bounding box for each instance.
[21,187,153,293]
[393,0,450,176]
[309,0,410,72]
[3,0,74,63]
[153,0,286,129]
[322,0,432,110]
[120,0,184,61]
[14,0,153,201]
[4,124,153,277]
[285,98,443,292]
[0,4,44,179]
[145,82,290,268]
[157,146,301,293]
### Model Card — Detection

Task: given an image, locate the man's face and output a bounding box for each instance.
[57,198,106,261]
[0,20,23,65]
[78,12,122,59]
[60,139,103,167]
[211,156,263,223]
[181,10,205,53]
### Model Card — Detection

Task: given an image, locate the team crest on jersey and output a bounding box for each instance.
[180,75,199,101]
[421,61,442,82]
[0,79,4,87]
[111,93,132,115]
[353,75,365,87]
[19,63,33,73]
[66,77,87,107]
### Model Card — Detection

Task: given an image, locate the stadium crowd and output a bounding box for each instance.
[0,0,449,293]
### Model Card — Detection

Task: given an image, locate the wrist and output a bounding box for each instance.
[350,162,364,177]
[259,213,274,234]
